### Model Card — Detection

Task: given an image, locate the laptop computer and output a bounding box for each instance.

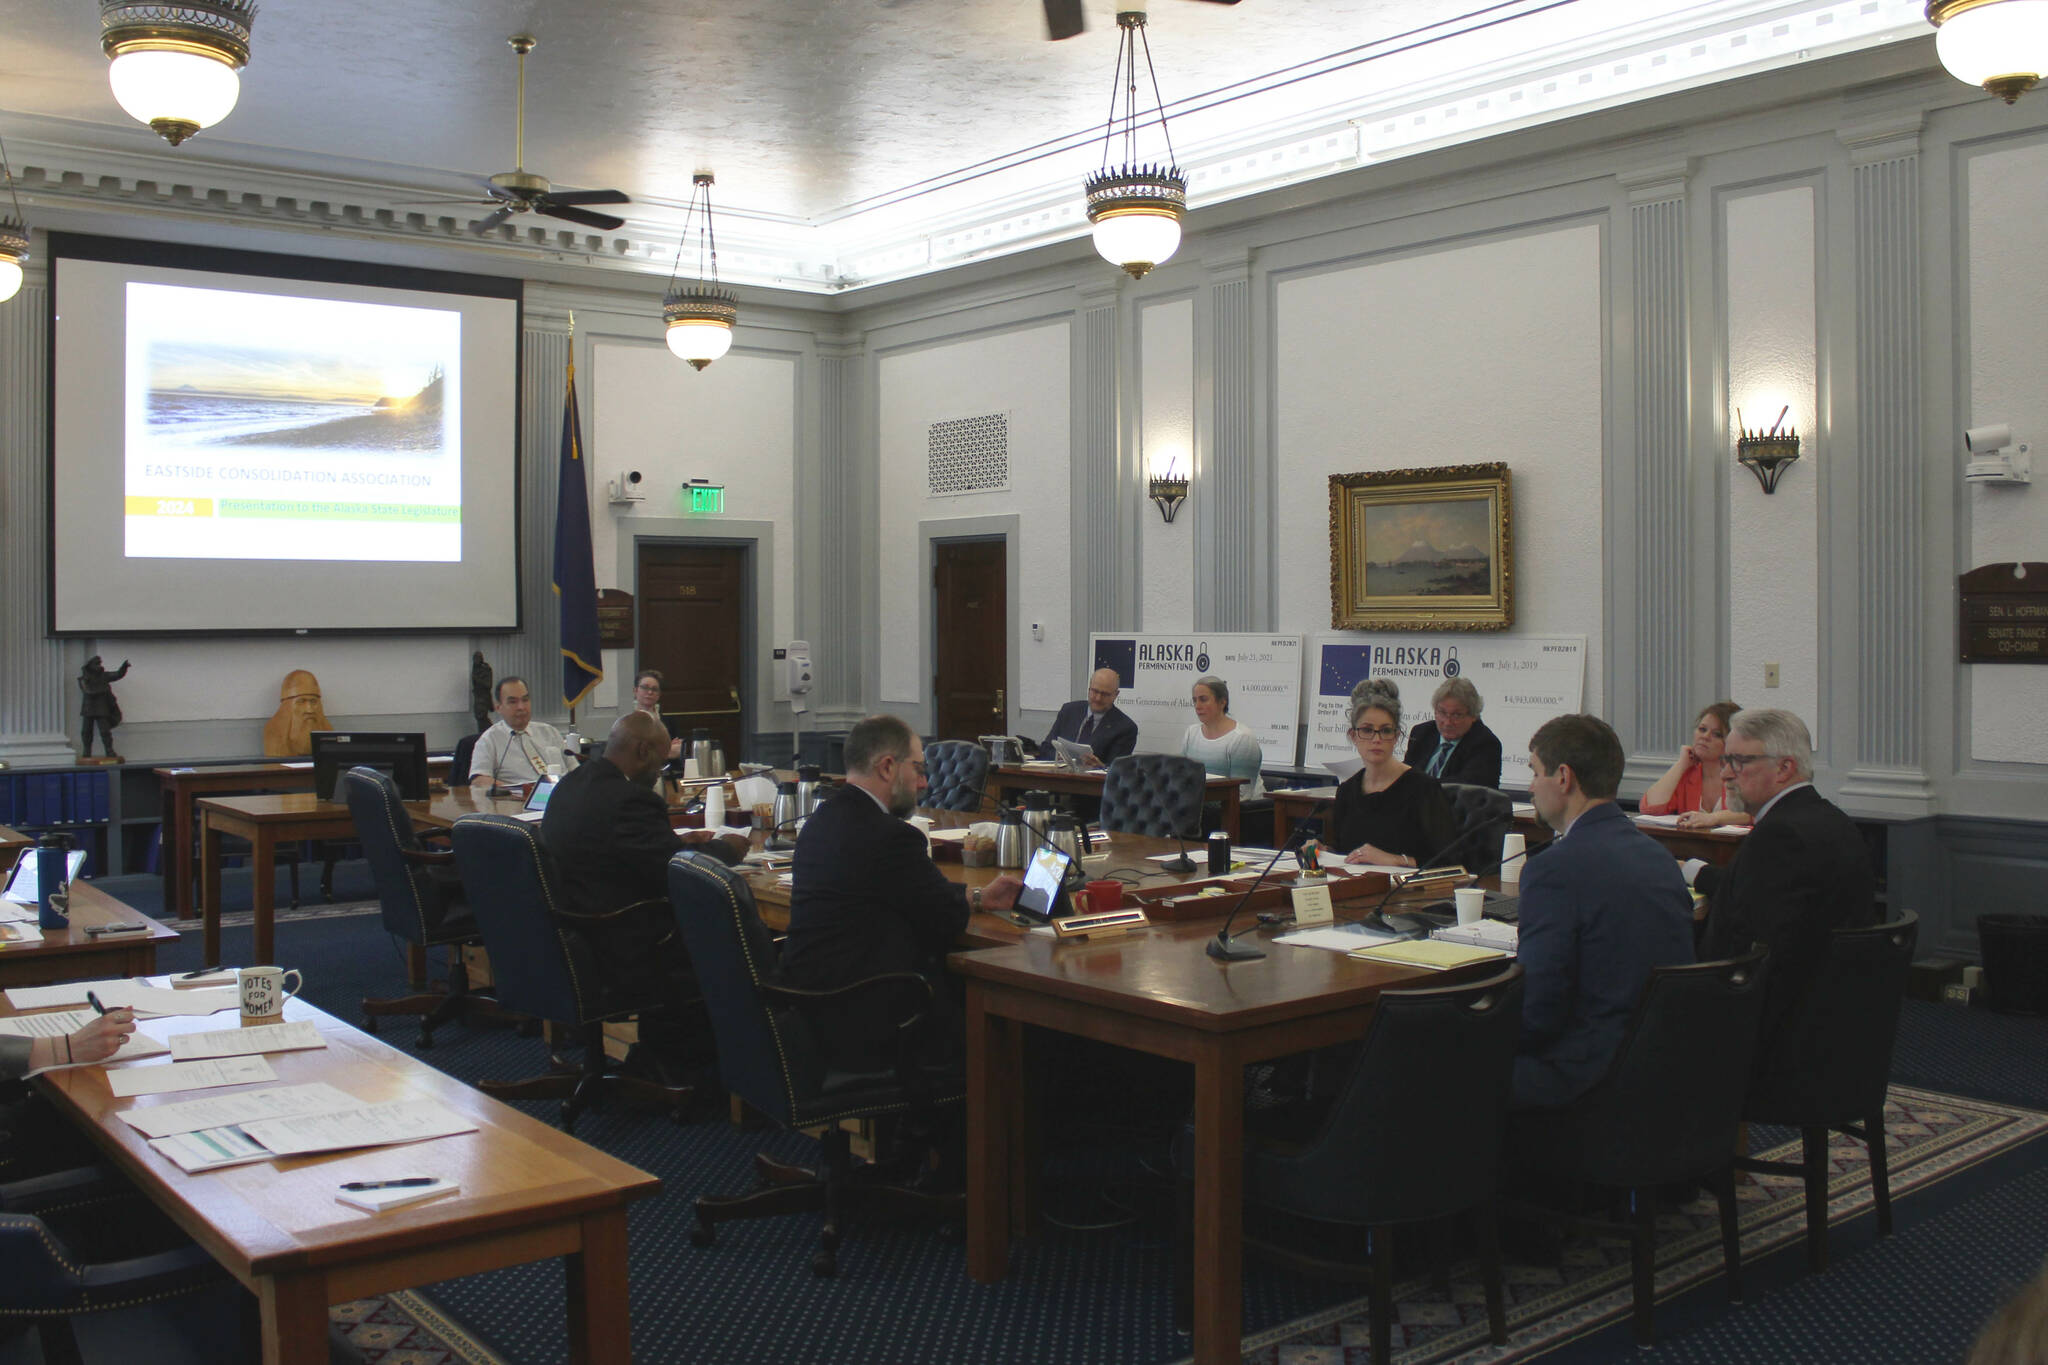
[511,777,559,822]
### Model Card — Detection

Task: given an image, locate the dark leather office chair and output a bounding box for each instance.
[450,731,482,789]
[1441,782,1512,872]
[667,850,962,1277]
[1176,964,1524,1364]
[921,740,989,812]
[344,765,499,1047]
[1736,910,1918,1272]
[1507,945,1770,1346]
[1098,753,1207,839]
[448,813,692,1133]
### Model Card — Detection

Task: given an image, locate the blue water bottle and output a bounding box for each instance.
[36,836,72,930]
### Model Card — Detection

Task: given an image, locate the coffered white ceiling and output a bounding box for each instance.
[1,0,1940,292]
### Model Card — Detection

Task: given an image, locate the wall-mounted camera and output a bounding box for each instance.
[1962,425,2031,487]
[606,470,647,504]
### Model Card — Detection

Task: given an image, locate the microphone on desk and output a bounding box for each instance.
[1354,819,1496,938]
[1161,828,1200,874]
[1205,822,1315,963]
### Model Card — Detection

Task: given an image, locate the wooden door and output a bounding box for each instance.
[637,542,748,763]
[933,538,1007,740]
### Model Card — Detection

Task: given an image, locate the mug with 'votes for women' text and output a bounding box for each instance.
[239,965,303,1019]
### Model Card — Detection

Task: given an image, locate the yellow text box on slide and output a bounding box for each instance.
[124,496,214,517]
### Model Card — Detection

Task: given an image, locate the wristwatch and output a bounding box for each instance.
[969,887,984,913]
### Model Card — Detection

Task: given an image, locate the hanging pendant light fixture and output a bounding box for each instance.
[1085,5,1186,279]
[1927,0,2048,103]
[0,132,29,304]
[661,173,738,371]
[100,0,257,147]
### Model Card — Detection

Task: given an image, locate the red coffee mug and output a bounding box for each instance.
[1085,880,1124,914]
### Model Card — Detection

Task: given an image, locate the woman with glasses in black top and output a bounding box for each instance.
[1328,677,1460,868]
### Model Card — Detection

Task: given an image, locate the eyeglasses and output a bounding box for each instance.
[1720,752,1774,769]
[1433,707,1470,722]
[908,761,928,778]
[1348,725,1400,740]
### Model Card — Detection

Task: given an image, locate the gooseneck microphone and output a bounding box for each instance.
[1205,823,1314,963]
[1355,818,1495,937]
[1161,827,1200,874]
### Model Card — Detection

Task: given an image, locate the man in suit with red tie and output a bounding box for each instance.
[1691,707,1876,1058]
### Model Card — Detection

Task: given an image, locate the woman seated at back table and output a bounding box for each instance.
[1328,678,1460,867]
[1639,699,1753,830]
[1181,674,1265,800]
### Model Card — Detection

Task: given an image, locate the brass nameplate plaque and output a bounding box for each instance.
[1959,563,2048,664]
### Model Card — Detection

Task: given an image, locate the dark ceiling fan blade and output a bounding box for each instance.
[389,197,498,208]
[544,189,630,207]
[538,202,626,231]
[1043,0,1084,40]
[470,207,515,234]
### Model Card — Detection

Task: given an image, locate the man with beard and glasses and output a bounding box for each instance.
[541,710,746,1077]
[782,714,1023,1068]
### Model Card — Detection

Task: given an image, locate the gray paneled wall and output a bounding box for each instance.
[0,280,74,763]
[1200,258,1255,630]
[1074,290,1120,662]
[495,323,571,720]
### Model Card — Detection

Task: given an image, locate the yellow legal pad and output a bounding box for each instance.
[1348,939,1510,971]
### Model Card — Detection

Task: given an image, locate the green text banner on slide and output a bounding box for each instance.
[1305,635,1586,790]
[1089,634,1303,765]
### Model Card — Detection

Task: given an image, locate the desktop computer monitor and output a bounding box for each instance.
[311,731,430,803]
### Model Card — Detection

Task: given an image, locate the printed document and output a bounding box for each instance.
[107,1054,278,1098]
[170,1018,325,1060]
[119,1082,364,1138]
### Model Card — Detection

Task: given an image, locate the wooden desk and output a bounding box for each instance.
[1269,785,1748,868]
[955,895,1488,1365]
[0,881,178,988]
[988,764,1245,839]
[0,824,30,874]
[16,993,659,1365]
[159,760,450,922]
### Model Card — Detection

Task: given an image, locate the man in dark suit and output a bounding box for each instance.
[1694,707,1876,1055]
[1039,667,1139,766]
[541,710,747,1056]
[1513,714,1696,1108]
[784,714,1024,1066]
[1400,676,1504,788]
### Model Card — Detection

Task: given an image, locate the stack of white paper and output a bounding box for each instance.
[5,980,238,1017]
[118,1082,365,1138]
[147,1098,477,1175]
[169,1019,325,1061]
[107,1055,278,1098]
[1273,923,1405,951]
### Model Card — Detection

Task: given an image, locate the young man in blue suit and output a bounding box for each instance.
[1513,714,1695,1109]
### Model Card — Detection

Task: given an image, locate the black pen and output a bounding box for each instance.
[86,989,106,1015]
[180,965,223,979]
[339,1177,437,1191]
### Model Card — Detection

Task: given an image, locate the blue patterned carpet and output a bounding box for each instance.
[122,866,2048,1365]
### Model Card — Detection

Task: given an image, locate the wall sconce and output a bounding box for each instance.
[1736,406,1800,493]
[1148,470,1189,522]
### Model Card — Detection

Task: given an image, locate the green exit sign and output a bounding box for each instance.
[686,483,725,514]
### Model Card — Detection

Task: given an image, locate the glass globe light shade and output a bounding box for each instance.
[0,257,21,304]
[1089,206,1184,279]
[665,318,734,370]
[1931,0,2048,101]
[108,47,243,143]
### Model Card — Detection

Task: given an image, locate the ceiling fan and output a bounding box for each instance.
[1042,0,1241,41]
[423,35,631,234]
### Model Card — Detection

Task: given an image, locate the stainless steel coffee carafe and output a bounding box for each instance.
[768,779,801,848]
[1021,790,1052,850]
[796,764,822,817]
[995,807,1027,869]
[689,729,726,781]
[1046,813,1086,888]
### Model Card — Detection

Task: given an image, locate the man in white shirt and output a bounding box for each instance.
[469,676,578,788]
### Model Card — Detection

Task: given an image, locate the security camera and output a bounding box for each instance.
[607,470,648,504]
[626,470,644,486]
[1962,424,2031,487]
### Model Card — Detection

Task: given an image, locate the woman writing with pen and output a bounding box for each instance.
[0,1007,136,1080]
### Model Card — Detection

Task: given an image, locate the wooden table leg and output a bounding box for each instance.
[966,986,1011,1282]
[257,1271,329,1365]
[1009,1019,1038,1234]
[201,814,224,966]
[251,826,277,967]
[162,776,195,920]
[1189,1046,1245,1365]
[565,1209,633,1365]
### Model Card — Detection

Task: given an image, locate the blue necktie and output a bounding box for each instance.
[1427,741,1454,778]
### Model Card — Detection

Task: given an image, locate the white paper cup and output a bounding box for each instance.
[1454,887,1486,927]
[1500,832,1526,886]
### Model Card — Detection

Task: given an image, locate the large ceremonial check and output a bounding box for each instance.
[1090,633,1304,766]
[1304,634,1586,789]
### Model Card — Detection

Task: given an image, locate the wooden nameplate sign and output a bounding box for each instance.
[1053,908,1150,940]
[1133,869,1398,922]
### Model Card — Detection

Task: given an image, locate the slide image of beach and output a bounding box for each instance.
[1362,497,1494,597]
[130,282,460,457]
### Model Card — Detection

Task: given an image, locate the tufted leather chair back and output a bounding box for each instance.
[922,740,990,812]
[1099,753,1207,839]
[1441,781,1512,871]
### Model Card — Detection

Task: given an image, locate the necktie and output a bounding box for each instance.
[1427,741,1453,778]
[1079,713,1097,742]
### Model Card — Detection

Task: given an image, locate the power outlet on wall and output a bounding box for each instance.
[1764,662,1780,688]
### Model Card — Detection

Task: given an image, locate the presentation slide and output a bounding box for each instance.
[49,235,522,635]
[124,283,464,563]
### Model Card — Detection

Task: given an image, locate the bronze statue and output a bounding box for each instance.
[78,656,129,760]
[263,670,332,757]
[470,651,494,734]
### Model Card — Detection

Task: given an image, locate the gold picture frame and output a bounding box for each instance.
[1329,463,1513,631]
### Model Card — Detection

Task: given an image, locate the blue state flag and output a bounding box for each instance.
[552,363,603,710]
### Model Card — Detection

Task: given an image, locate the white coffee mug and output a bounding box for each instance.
[1454,886,1486,927]
[908,814,935,852]
[1500,832,1526,887]
[239,965,303,1019]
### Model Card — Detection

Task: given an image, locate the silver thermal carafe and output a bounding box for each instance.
[1021,790,1053,850]
[768,780,801,850]
[1046,813,1086,889]
[796,764,823,817]
[995,807,1027,869]
[689,729,726,782]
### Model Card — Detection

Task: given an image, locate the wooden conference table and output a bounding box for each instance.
[0,880,179,989]
[1269,785,1749,867]
[988,763,1246,840]
[158,759,452,922]
[0,824,30,874]
[13,993,660,1365]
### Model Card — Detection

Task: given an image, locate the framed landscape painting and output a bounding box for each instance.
[1328,462,1513,630]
